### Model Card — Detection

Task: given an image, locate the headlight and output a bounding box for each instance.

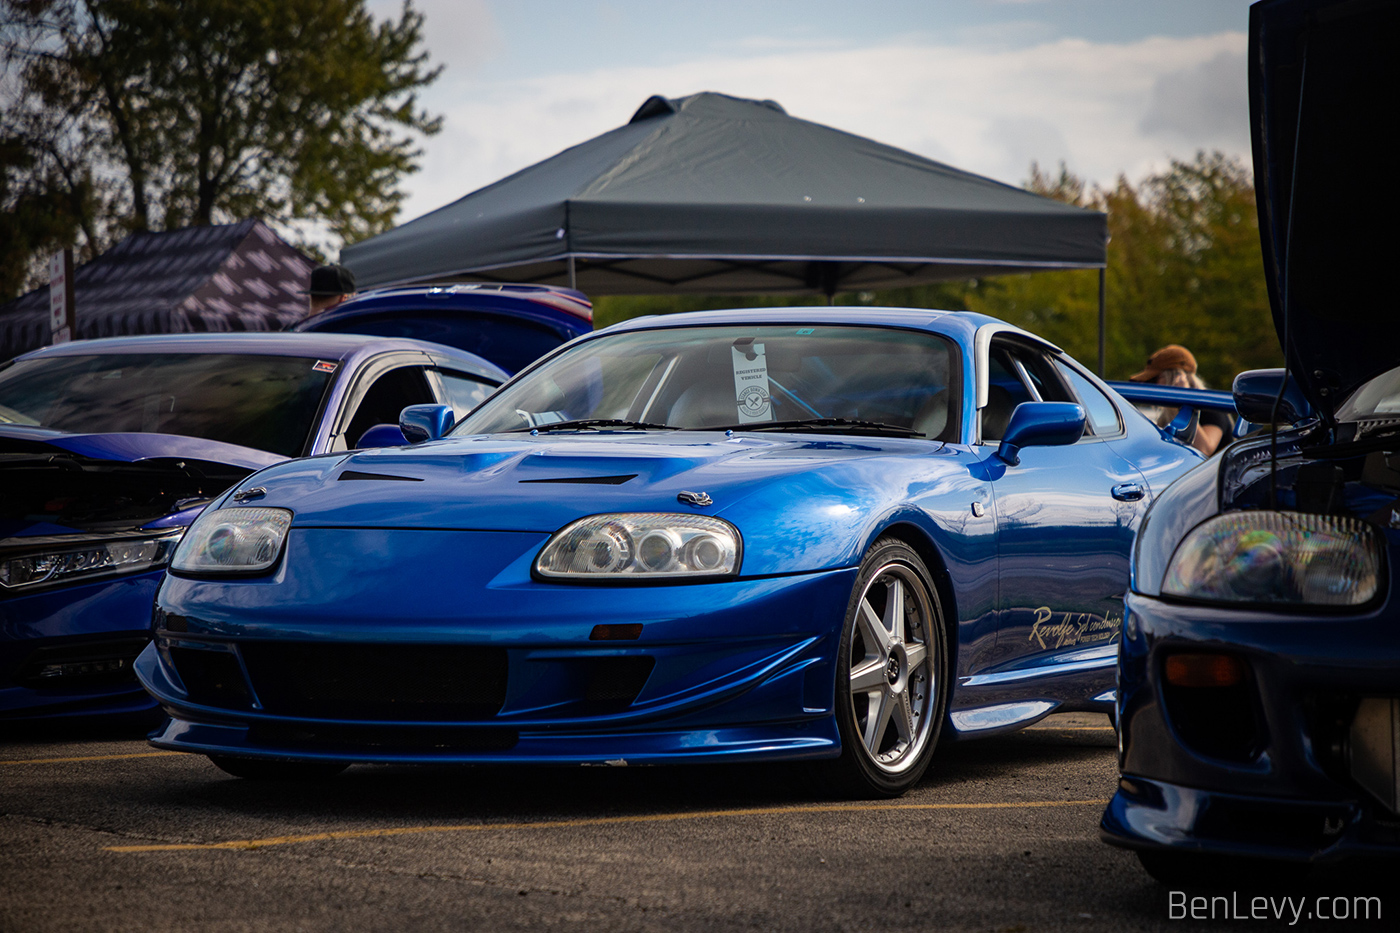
[535,513,740,580]
[1162,511,1382,607]
[0,531,183,590]
[170,507,293,575]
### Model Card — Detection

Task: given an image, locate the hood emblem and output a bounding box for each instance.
[677,490,713,507]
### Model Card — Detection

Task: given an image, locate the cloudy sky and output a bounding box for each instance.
[368,0,1256,226]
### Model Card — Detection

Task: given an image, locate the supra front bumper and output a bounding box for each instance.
[139,530,857,764]
[1105,591,1400,860]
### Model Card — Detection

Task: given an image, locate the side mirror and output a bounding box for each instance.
[1232,369,1311,425]
[354,424,409,449]
[399,404,455,444]
[997,402,1085,465]
[1165,406,1199,444]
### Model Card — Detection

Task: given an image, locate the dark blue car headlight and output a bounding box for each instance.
[1162,511,1382,607]
[170,507,293,575]
[0,531,183,590]
[535,513,741,580]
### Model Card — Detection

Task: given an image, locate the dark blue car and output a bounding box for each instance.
[136,308,1202,795]
[293,283,593,375]
[1101,0,1400,881]
[0,333,505,723]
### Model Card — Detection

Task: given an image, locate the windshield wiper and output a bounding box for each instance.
[510,418,676,433]
[689,418,924,438]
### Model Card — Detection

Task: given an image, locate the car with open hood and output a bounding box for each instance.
[1101,0,1400,881]
[135,306,1203,795]
[1,333,504,723]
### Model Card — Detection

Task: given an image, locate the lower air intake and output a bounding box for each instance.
[239,642,508,721]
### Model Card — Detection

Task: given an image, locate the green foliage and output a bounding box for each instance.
[595,152,1280,389]
[958,153,1280,387]
[0,0,439,299]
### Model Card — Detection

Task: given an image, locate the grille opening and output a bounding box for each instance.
[1196,798,1346,848]
[15,638,148,688]
[248,723,518,752]
[238,642,508,721]
[169,647,254,710]
[1161,652,1265,763]
[582,656,655,709]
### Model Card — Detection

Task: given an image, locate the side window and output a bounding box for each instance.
[437,369,496,419]
[1055,361,1123,437]
[984,342,1078,441]
[345,366,436,448]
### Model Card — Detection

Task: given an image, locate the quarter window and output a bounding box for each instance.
[1055,361,1122,437]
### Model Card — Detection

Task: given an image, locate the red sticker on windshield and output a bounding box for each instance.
[312,360,338,373]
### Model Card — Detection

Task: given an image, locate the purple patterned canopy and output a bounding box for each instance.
[0,220,315,362]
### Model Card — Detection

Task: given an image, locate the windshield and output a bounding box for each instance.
[457,324,957,439]
[1336,364,1400,425]
[0,353,335,458]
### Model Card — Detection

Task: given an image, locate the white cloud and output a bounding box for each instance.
[398,30,1249,222]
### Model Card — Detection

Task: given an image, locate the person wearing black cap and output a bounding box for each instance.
[305,264,356,318]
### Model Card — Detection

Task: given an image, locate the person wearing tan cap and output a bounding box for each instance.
[1129,344,1230,456]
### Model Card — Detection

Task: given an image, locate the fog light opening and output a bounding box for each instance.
[1165,652,1246,688]
[590,624,643,641]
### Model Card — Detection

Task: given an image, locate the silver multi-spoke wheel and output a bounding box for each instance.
[847,561,936,774]
[825,537,946,797]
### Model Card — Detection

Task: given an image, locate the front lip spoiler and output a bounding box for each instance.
[1101,777,1398,864]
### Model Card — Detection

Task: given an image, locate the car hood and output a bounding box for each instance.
[1250,0,1400,416]
[236,431,961,548]
[0,425,283,471]
[0,426,279,538]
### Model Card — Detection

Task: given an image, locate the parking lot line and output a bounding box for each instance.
[0,751,183,766]
[107,798,1111,853]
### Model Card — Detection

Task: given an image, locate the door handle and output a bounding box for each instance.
[1111,482,1146,502]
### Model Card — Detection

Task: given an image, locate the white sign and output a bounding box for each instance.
[48,251,72,344]
[731,343,772,423]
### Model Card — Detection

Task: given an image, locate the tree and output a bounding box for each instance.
[0,0,439,298]
[957,153,1280,387]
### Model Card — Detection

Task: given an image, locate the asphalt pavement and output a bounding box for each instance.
[1,713,1391,931]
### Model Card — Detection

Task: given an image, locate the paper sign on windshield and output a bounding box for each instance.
[732,343,772,423]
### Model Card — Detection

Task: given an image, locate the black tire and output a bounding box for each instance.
[1136,849,1310,888]
[208,755,349,781]
[820,537,948,798]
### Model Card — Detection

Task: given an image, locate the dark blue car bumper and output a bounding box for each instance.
[138,540,857,765]
[1102,592,1400,862]
[1,571,162,721]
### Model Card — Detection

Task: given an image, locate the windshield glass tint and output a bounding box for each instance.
[0,353,334,457]
[457,325,957,438]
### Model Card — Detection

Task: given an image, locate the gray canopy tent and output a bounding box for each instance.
[343,92,1110,367]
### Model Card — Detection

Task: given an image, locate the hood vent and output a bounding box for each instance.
[518,474,637,485]
[338,470,423,482]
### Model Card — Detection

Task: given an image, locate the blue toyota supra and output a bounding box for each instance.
[137,308,1202,795]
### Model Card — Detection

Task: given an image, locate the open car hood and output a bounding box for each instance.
[1250,0,1400,417]
[0,425,281,472]
[0,427,280,538]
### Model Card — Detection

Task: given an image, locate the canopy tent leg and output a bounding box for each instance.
[568,255,577,291]
[1097,267,1106,377]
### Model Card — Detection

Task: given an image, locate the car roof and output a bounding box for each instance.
[13,332,509,382]
[311,283,594,328]
[600,306,1003,345]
